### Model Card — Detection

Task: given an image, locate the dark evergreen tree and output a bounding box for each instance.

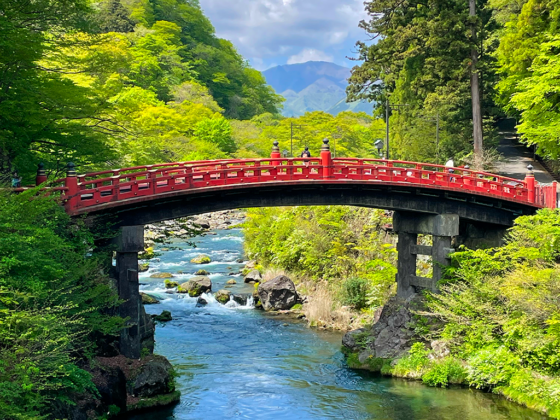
[96,0,135,33]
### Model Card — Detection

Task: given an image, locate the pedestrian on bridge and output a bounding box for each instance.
[445,158,455,182]
[11,171,21,188]
[301,147,311,168]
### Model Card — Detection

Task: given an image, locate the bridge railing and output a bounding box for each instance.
[25,140,557,213]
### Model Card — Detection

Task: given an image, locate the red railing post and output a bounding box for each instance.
[321,138,332,179]
[35,163,47,186]
[271,141,281,166]
[553,181,558,209]
[525,165,535,204]
[64,162,79,211]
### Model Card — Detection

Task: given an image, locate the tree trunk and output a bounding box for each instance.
[470,0,484,168]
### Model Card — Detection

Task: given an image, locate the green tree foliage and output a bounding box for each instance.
[0,0,115,182]
[0,191,122,419]
[243,206,397,308]
[232,111,386,159]
[494,0,560,158]
[348,0,501,163]
[410,209,560,416]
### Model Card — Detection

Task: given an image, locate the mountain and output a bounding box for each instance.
[263,61,372,117]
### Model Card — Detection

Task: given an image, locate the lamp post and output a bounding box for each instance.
[282,149,289,158]
[374,139,385,159]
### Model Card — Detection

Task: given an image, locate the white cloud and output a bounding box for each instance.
[198,0,368,66]
[287,48,334,64]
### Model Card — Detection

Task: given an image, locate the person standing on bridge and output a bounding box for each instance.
[11,171,21,188]
[445,158,455,182]
[300,147,311,167]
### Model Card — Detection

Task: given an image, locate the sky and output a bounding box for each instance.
[197,0,369,71]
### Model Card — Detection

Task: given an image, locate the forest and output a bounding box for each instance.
[4,0,560,418]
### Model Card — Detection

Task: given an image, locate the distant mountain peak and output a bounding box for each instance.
[263,61,371,117]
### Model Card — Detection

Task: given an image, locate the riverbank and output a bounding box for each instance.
[131,222,548,420]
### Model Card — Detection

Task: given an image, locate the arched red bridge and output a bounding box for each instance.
[40,139,556,227]
[28,139,558,359]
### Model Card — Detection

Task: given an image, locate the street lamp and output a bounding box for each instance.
[282,149,289,158]
[374,139,385,158]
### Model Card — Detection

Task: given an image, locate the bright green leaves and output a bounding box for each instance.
[0,191,122,417]
[508,36,560,157]
[194,117,235,154]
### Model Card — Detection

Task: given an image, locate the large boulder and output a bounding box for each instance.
[257,275,298,311]
[178,276,212,297]
[215,289,232,304]
[244,269,262,284]
[129,356,175,398]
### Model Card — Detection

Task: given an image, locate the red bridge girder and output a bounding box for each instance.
[35,142,558,215]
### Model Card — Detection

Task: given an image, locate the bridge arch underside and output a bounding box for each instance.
[82,181,537,229]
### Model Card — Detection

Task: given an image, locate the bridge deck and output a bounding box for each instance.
[50,157,555,215]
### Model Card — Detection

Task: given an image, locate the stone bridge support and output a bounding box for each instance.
[115,226,145,359]
[394,212,459,298]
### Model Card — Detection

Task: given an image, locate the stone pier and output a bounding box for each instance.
[115,226,144,359]
[394,212,459,298]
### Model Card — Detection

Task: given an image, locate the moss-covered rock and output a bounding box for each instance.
[164,280,179,289]
[153,310,172,322]
[195,269,209,275]
[141,293,159,305]
[226,279,237,284]
[177,276,212,297]
[215,289,232,304]
[150,272,175,279]
[190,254,211,264]
[138,263,150,272]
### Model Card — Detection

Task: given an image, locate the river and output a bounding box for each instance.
[130,227,548,420]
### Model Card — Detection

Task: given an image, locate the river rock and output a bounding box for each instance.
[342,294,424,361]
[244,269,262,283]
[150,272,174,279]
[129,355,175,398]
[215,289,232,304]
[226,279,237,285]
[232,294,250,306]
[138,263,150,272]
[141,293,159,304]
[257,275,298,311]
[195,269,210,275]
[153,310,172,322]
[245,260,257,269]
[191,254,211,264]
[178,276,212,297]
[197,296,208,306]
[164,280,179,289]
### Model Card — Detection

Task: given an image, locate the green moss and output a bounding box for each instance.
[191,255,211,264]
[195,269,210,275]
[127,391,181,412]
[164,280,179,288]
[291,303,303,310]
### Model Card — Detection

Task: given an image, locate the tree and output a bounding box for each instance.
[348,0,500,164]
[0,0,115,181]
[96,0,135,33]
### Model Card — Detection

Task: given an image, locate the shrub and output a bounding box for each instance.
[422,358,467,387]
[392,343,430,379]
[341,277,370,310]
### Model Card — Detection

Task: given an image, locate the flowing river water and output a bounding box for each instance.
[129,227,548,420]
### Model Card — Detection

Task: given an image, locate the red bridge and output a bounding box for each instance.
[28,139,557,359]
[37,139,556,225]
